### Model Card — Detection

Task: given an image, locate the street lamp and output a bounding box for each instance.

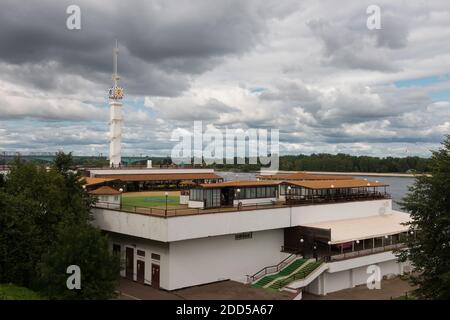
[165,191,169,214]
[119,188,123,209]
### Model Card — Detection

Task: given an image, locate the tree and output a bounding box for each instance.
[397,135,450,299]
[0,153,120,299]
[38,223,120,300]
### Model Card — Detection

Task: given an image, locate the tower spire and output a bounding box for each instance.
[108,40,124,168]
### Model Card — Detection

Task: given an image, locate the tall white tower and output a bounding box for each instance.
[108,41,124,167]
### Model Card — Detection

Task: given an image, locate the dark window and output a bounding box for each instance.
[113,244,121,255]
[235,232,253,240]
[151,253,161,260]
[137,249,145,257]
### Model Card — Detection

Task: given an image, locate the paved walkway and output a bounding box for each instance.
[117,279,295,300]
[303,277,416,300]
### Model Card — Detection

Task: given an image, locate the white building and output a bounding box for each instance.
[91,176,412,295]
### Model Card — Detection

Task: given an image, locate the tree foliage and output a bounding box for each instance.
[0,152,120,299]
[398,135,450,299]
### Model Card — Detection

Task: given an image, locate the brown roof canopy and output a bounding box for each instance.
[199,180,279,189]
[82,177,118,186]
[89,186,122,195]
[283,179,388,190]
[94,173,222,182]
[257,172,354,181]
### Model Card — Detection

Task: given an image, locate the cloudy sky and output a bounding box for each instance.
[0,0,449,157]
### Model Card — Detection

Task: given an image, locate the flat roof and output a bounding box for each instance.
[283,179,388,189]
[198,180,280,189]
[94,172,222,182]
[303,211,411,244]
[257,172,354,181]
[89,186,122,195]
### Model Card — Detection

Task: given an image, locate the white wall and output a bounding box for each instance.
[306,251,405,295]
[291,199,392,225]
[180,195,189,205]
[92,208,168,241]
[232,198,277,206]
[94,199,393,243]
[107,233,170,289]
[188,200,204,208]
[167,229,289,290]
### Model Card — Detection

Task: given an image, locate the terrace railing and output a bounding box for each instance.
[92,192,392,218]
[326,243,406,262]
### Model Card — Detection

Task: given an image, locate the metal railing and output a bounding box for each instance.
[93,192,393,218]
[246,253,298,284]
[326,243,406,262]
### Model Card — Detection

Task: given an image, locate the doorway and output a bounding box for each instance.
[137,260,145,284]
[125,247,134,280]
[151,264,160,289]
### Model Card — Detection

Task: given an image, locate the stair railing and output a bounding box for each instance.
[247,253,298,283]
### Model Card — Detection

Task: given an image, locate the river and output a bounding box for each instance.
[216,172,415,210]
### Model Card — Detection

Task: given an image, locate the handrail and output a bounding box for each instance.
[246,253,298,283]
[92,194,392,219]
[272,260,325,289]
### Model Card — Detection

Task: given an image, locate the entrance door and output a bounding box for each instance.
[137,260,145,284]
[151,264,160,289]
[125,247,134,280]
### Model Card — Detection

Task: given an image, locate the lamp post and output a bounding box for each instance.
[300,238,304,255]
[119,188,123,209]
[165,191,169,214]
[327,241,332,260]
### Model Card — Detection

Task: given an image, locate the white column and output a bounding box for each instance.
[109,100,122,167]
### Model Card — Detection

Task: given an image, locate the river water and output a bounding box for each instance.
[216,172,415,210]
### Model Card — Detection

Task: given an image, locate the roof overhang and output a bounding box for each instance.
[302,211,411,244]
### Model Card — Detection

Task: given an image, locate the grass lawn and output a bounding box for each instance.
[122,195,180,208]
[0,284,44,300]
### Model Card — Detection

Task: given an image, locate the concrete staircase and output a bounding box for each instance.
[268,260,323,290]
[251,258,308,288]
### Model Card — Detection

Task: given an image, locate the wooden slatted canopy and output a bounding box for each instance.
[94,173,222,182]
[257,172,354,181]
[82,177,119,187]
[282,179,388,190]
[89,186,122,195]
[198,180,280,189]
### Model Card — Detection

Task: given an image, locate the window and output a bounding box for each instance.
[151,253,161,260]
[137,249,145,257]
[235,232,253,240]
[112,244,121,255]
[114,196,119,201]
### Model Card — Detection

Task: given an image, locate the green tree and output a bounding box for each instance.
[38,223,120,300]
[398,135,450,299]
[0,153,120,299]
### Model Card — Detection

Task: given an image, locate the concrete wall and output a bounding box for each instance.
[188,200,204,208]
[92,208,168,241]
[306,251,404,295]
[180,195,189,205]
[167,229,289,290]
[232,198,277,206]
[93,199,393,243]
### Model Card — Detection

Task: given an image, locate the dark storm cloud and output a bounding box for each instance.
[0,0,285,97]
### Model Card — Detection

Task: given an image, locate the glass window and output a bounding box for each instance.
[151,253,161,260]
